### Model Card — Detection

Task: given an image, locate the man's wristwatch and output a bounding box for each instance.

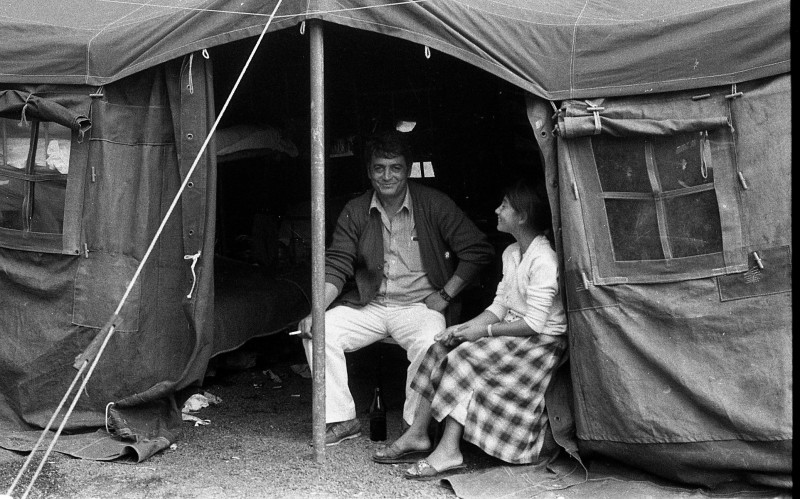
[438,288,453,303]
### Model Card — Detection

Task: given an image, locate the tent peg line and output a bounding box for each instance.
[4,1,284,496]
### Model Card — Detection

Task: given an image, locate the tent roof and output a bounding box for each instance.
[0,0,790,99]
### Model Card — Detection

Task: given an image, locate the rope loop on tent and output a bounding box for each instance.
[700,131,710,179]
[104,402,115,433]
[8,0,285,495]
[202,49,210,59]
[424,45,431,59]
[300,20,306,35]
[19,93,33,126]
[187,53,195,94]
[184,250,202,299]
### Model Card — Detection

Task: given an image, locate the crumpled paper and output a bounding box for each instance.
[181,391,223,425]
[181,413,211,426]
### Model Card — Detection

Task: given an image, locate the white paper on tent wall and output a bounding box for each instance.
[410,162,422,178]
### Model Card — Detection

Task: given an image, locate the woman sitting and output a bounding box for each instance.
[372,180,568,480]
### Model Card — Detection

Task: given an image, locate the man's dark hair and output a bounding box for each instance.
[363,130,413,168]
[503,179,551,234]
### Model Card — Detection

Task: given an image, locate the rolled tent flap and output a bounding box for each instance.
[0,90,91,134]
[556,99,729,138]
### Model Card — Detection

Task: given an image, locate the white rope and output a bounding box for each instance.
[20,325,119,499]
[5,362,88,497]
[10,1,285,496]
[104,402,115,434]
[184,250,202,298]
[19,93,33,126]
[187,53,194,94]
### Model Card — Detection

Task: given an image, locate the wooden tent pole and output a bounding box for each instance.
[309,19,327,462]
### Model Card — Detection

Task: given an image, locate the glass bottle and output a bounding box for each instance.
[369,386,387,441]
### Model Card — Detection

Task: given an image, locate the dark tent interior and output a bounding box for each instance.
[208,25,548,365]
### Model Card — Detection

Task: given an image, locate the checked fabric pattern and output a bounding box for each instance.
[412,332,566,464]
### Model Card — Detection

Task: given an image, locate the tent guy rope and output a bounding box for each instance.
[4,1,284,496]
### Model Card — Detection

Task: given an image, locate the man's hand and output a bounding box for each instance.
[423,290,449,313]
[298,314,313,339]
[296,282,340,340]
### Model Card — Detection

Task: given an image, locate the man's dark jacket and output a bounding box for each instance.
[325,182,494,325]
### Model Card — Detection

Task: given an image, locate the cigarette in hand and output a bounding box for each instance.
[288,330,302,336]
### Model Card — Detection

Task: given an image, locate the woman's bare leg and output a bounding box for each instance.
[374,398,433,457]
[418,416,464,470]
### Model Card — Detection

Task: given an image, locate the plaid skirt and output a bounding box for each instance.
[411,331,566,464]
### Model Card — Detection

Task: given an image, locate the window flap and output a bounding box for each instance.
[557,99,728,139]
[0,90,91,134]
[560,89,748,285]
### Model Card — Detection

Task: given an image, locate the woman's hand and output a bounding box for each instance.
[435,324,465,347]
[451,323,490,343]
[435,322,488,346]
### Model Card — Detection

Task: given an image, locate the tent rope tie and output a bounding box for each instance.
[584,101,604,135]
[187,53,195,94]
[19,93,33,126]
[184,250,202,299]
[300,20,305,35]
[424,45,431,59]
[725,83,743,100]
[9,0,285,494]
[202,49,210,59]
[89,86,104,98]
[700,131,710,179]
[752,251,764,270]
[104,402,115,434]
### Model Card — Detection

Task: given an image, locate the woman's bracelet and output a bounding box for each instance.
[487,323,494,337]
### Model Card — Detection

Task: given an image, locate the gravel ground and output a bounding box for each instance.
[0,336,790,499]
[0,338,500,499]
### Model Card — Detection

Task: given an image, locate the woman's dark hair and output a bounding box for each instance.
[503,179,551,235]
[363,130,413,169]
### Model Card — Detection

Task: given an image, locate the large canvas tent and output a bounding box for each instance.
[0,0,791,489]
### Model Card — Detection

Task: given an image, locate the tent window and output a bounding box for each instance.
[563,105,747,285]
[594,131,723,262]
[0,116,83,254]
[1,118,70,234]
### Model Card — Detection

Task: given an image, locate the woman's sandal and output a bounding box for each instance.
[403,459,467,481]
[372,441,432,464]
